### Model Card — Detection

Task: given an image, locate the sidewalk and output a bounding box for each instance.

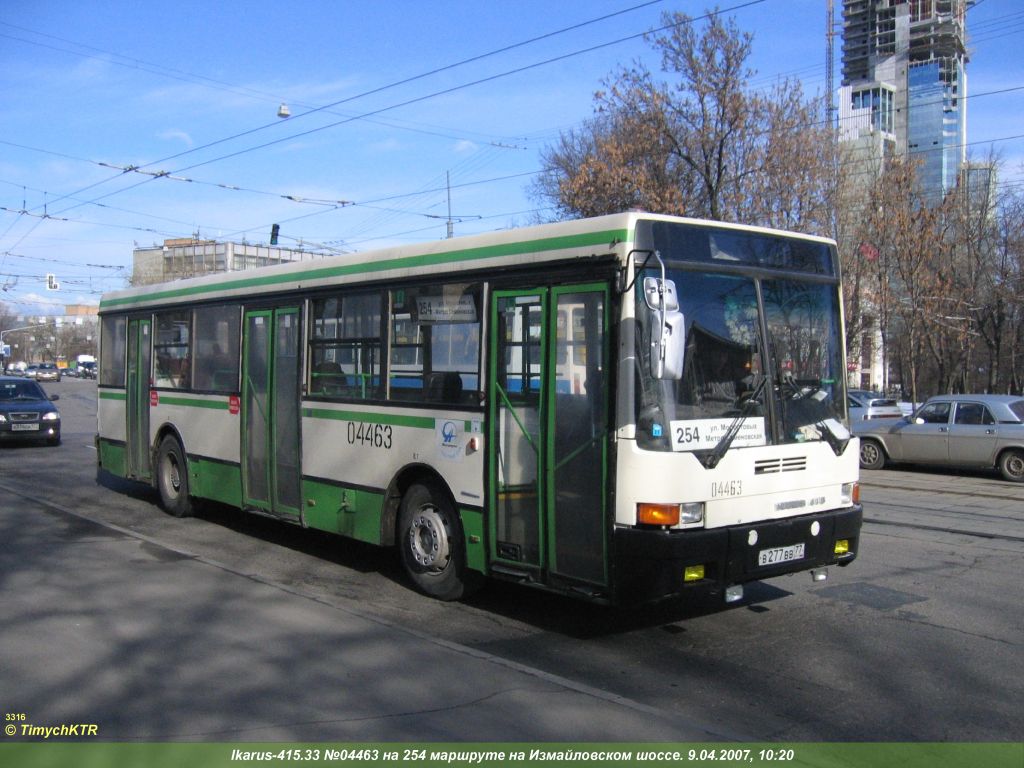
[0,490,740,743]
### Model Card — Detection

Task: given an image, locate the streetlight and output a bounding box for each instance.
[0,324,49,370]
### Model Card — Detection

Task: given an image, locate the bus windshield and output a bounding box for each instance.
[635,267,846,453]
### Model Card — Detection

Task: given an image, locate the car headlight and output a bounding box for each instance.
[0,414,6,423]
[42,412,59,421]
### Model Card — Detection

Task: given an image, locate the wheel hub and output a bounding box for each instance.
[164,455,181,496]
[408,507,451,571]
[1007,455,1024,479]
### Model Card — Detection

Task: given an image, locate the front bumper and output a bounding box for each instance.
[612,505,863,605]
[0,421,61,441]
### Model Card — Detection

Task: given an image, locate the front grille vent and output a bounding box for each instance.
[754,456,807,474]
[10,412,39,423]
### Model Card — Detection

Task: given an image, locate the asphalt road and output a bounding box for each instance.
[2,377,1021,741]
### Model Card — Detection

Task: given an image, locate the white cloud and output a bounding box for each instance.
[158,129,194,147]
[368,137,402,153]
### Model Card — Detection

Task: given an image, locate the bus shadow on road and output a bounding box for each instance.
[94,468,796,639]
[94,468,397,577]
[460,578,795,638]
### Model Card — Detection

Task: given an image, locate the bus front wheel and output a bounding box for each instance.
[398,482,476,601]
[157,435,193,518]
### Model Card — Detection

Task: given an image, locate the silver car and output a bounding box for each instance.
[847,389,903,421]
[854,394,1024,482]
[33,363,62,382]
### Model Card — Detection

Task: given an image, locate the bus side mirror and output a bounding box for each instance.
[643,278,685,380]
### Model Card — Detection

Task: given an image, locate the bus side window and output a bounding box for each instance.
[193,305,241,392]
[389,282,481,405]
[153,310,192,389]
[309,292,383,401]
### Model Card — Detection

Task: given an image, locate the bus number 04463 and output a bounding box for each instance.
[346,422,393,449]
[711,480,742,497]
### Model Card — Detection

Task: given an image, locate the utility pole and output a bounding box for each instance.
[426,170,479,236]
[446,171,454,240]
[826,0,840,243]
[826,0,835,129]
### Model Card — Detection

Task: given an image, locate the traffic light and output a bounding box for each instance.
[270,224,280,245]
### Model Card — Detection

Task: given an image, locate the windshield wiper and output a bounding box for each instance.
[696,375,766,469]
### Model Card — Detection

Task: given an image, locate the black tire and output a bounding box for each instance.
[398,481,479,601]
[156,435,193,517]
[859,438,886,470]
[997,449,1024,483]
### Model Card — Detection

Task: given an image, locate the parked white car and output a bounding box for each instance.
[847,389,903,421]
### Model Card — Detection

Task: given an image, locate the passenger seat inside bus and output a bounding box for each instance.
[312,361,346,395]
[426,372,463,404]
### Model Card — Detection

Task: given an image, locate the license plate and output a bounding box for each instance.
[758,542,805,566]
[12,423,40,431]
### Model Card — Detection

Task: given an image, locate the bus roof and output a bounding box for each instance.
[100,212,836,313]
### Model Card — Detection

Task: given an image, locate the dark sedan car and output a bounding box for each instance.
[853,394,1024,482]
[0,376,61,445]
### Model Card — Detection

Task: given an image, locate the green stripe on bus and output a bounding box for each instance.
[302,479,384,544]
[99,228,628,309]
[302,408,435,430]
[158,395,230,410]
[97,439,126,476]
[98,390,127,401]
[189,457,243,507]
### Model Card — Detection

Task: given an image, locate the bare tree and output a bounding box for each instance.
[533,8,834,235]
[993,186,1024,392]
[858,159,949,403]
[0,301,14,332]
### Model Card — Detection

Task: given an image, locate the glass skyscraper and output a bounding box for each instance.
[840,0,970,202]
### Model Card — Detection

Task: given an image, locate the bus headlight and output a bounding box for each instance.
[680,502,704,524]
[841,482,859,505]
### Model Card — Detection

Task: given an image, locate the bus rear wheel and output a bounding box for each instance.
[398,482,477,601]
[157,435,193,518]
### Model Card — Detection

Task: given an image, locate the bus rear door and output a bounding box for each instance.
[242,307,302,521]
[125,317,152,481]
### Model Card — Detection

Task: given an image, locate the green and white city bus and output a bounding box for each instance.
[96,212,862,604]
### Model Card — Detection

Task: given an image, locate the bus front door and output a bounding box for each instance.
[489,284,609,591]
[242,307,302,521]
[126,317,152,481]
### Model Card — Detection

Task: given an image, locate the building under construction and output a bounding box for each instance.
[839,0,971,200]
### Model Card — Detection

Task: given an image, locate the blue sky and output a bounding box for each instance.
[1,0,1021,314]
